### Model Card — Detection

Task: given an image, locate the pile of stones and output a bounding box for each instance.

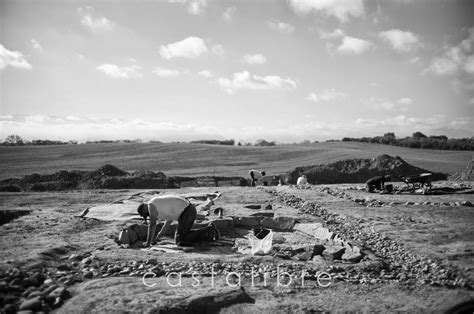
[319,186,473,208]
[0,268,71,313]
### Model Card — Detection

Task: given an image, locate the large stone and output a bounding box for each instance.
[342,252,363,263]
[236,216,261,228]
[311,255,328,266]
[293,223,334,241]
[19,297,42,311]
[260,217,296,231]
[322,246,345,260]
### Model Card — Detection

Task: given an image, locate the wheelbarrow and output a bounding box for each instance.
[399,173,433,192]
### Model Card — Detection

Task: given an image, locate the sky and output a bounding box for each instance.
[0,0,473,143]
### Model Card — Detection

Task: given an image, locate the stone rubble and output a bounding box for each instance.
[261,186,473,290]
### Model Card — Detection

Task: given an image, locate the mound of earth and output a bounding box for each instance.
[0,165,249,192]
[284,154,448,184]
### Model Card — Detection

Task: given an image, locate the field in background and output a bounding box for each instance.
[0,141,471,180]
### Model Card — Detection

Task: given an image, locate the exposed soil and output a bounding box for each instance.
[1,183,473,312]
[285,154,448,184]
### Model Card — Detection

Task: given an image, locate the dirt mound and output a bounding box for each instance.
[0,165,250,191]
[284,154,448,184]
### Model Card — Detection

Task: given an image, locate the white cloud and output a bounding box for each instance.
[1,114,472,143]
[152,67,180,78]
[0,44,32,70]
[78,7,115,31]
[379,29,422,53]
[66,116,81,121]
[169,0,207,15]
[242,53,267,65]
[288,0,364,23]
[223,6,236,22]
[96,63,142,79]
[267,20,295,34]
[319,28,345,39]
[336,36,374,55]
[464,55,474,74]
[426,27,474,76]
[160,36,208,59]
[31,39,43,52]
[198,70,213,78]
[397,97,413,106]
[217,71,296,94]
[365,96,411,112]
[306,89,345,102]
[25,115,48,123]
[211,44,225,57]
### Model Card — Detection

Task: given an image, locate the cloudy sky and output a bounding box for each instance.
[1,0,473,143]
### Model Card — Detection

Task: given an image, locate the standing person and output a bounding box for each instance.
[249,170,266,187]
[137,195,220,247]
[365,175,390,192]
[296,175,308,186]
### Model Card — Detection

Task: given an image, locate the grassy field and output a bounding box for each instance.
[0,142,471,180]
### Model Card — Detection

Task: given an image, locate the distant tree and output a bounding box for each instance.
[255,139,276,146]
[381,132,396,145]
[429,135,448,141]
[412,131,427,138]
[3,134,25,145]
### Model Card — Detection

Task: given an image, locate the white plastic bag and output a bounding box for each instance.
[245,230,273,255]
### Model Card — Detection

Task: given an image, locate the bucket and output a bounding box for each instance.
[245,229,273,255]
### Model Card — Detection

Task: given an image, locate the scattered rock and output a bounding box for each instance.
[48,286,70,300]
[82,271,93,279]
[57,264,71,271]
[3,304,16,314]
[19,297,42,311]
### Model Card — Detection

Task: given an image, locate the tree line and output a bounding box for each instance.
[3,133,472,150]
[342,132,474,151]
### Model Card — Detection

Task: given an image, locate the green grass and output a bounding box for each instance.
[0,142,471,180]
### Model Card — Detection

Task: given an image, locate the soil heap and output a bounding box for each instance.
[284,154,448,184]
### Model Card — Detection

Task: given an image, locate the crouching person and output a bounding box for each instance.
[137,195,220,247]
[365,175,390,193]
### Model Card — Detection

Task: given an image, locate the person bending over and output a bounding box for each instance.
[249,170,266,187]
[137,195,220,247]
[365,175,390,192]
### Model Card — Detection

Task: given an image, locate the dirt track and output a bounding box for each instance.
[1,183,473,312]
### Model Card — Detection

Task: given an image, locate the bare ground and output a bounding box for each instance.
[1,184,473,312]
